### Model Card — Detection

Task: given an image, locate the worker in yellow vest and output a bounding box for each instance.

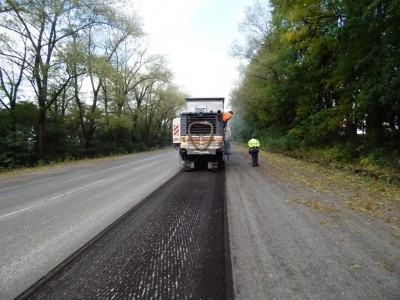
[248,134,260,167]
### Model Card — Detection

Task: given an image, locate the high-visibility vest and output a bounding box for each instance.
[248,138,260,148]
[222,112,233,122]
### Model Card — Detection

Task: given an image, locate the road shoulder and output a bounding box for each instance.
[225,144,400,299]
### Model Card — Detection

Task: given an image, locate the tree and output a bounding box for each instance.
[232,0,400,163]
[335,0,400,146]
[0,0,140,158]
[0,0,190,166]
[78,19,142,152]
[0,33,28,130]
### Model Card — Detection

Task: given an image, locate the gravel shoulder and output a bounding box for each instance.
[225,144,400,300]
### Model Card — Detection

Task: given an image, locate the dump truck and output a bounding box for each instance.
[176,97,229,171]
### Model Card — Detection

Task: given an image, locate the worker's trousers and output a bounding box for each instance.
[251,152,258,167]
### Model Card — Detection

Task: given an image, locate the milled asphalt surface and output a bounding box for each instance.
[225,145,400,299]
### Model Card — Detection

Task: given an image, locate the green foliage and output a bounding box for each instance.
[231,0,400,169]
[0,102,38,169]
[0,0,188,170]
[263,135,300,152]
[307,144,359,164]
[360,150,393,168]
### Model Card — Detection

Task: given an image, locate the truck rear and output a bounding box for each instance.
[172,117,180,149]
[178,97,226,171]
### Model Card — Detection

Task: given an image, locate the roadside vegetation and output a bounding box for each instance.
[1,0,399,177]
[0,0,186,171]
[230,0,400,181]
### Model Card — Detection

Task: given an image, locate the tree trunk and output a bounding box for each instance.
[37,105,46,157]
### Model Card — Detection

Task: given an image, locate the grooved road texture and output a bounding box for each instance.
[18,171,228,299]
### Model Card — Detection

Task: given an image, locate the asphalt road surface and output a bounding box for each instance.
[2,146,399,299]
[0,150,182,299]
[16,170,227,299]
[226,145,400,299]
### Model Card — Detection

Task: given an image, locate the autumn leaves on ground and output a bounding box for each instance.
[236,144,400,242]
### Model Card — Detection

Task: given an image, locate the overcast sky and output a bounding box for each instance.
[131,0,255,106]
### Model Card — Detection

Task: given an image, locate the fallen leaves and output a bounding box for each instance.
[343,199,382,212]
[348,262,362,270]
[292,198,339,215]
[240,144,400,225]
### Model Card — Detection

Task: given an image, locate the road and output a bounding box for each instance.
[17,170,227,299]
[0,150,181,299]
[226,145,400,299]
[1,146,399,299]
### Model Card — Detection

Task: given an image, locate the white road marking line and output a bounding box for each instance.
[0,180,104,220]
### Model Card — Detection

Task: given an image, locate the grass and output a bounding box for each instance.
[292,198,339,215]
[375,260,392,271]
[392,226,400,239]
[343,198,382,212]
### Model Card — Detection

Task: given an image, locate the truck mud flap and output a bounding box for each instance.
[208,161,219,172]
[184,160,194,171]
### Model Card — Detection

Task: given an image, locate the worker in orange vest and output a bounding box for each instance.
[222,111,233,122]
[222,111,233,129]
